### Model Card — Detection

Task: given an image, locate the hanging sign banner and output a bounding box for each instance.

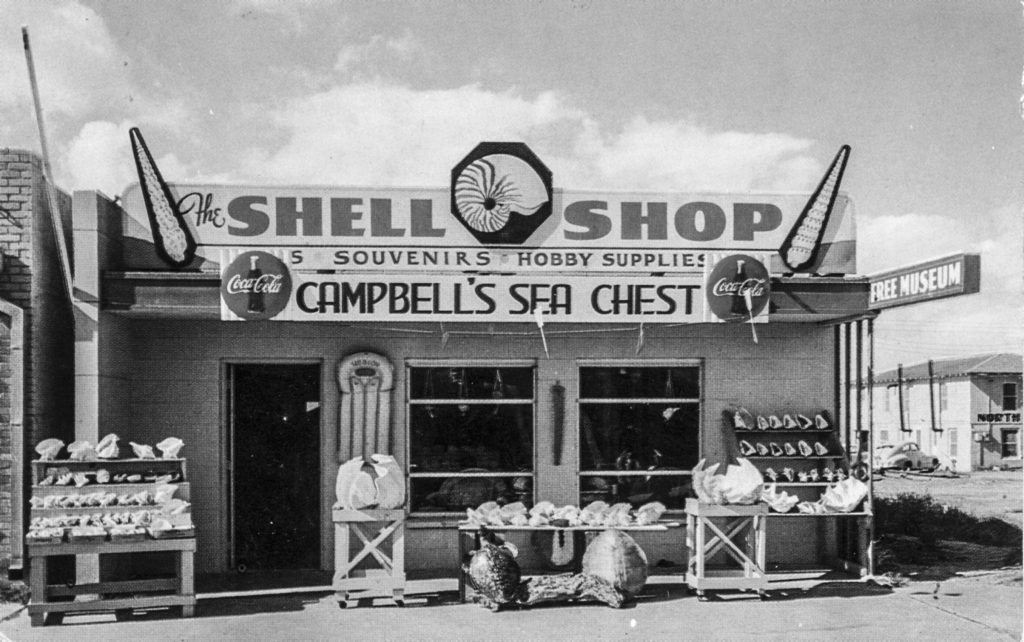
[220,250,704,322]
[868,252,980,310]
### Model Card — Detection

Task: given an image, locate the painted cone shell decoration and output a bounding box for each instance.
[96,433,119,459]
[814,442,829,456]
[768,415,784,430]
[35,438,64,461]
[797,414,814,430]
[820,478,868,513]
[815,413,832,430]
[779,145,850,272]
[798,440,814,457]
[784,442,798,456]
[769,442,784,457]
[582,529,648,598]
[761,483,799,513]
[156,437,184,459]
[783,414,799,430]
[130,441,156,459]
[756,415,770,431]
[129,128,197,268]
[734,407,755,430]
[739,440,756,456]
[755,442,769,456]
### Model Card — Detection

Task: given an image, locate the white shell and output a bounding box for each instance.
[96,433,120,459]
[454,154,548,233]
[35,439,64,461]
[156,437,184,459]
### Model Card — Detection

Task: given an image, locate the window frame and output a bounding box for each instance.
[576,359,703,505]
[1001,429,1019,459]
[405,358,537,516]
[1002,382,1018,412]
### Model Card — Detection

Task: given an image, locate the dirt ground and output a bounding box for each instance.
[872,469,1023,526]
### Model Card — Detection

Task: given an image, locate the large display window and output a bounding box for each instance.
[407,361,535,513]
[578,362,701,510]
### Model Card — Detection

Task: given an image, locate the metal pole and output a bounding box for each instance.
[866,318,875,575]
[928,359,937,433]
[22,26,74,305]
[897,363,907,433]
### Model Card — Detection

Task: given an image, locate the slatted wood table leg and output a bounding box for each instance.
[29,554,47,626]
[178,549,195,617]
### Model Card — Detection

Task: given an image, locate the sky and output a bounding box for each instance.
[1,0,1021,370]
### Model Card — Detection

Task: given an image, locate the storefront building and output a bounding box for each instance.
[867,353,1023,472]
[64,137,872,577]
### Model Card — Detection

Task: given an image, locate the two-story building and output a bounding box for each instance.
[865,353,1022,472]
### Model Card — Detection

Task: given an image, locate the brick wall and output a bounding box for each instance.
[0,149,75,571]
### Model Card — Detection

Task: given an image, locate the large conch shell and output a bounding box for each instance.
[369,453,405,509]
[691,459,723,504]
[718,458,764,504]
[334,456,376,510]
[820,477,868,513]
[35,439,64,461]
[96,433,120,459]
[67,440,98,461]
[130,442,156,459]
[156,437,184,459]
[635,501,667,525]
[761,484,799,513]
[454,154,548,233]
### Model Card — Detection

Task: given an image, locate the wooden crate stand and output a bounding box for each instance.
[684,499,768,600]
[332,508,405,607]
[27,538,196,626]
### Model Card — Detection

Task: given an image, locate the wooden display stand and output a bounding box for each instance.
[26,457,196,626]
[27,538,195,626]
[332,508,406,607]
[684,499,767,600]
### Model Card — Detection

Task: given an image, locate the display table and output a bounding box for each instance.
[332,508,406,607]
[27,537,196,626]
[457,522,681,603]
[684,499,767,600]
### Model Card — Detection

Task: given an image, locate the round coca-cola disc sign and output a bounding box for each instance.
[706,254,771,322]
[221,251,292,320]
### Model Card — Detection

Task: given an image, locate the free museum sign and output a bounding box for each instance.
[121,133,855,322]
[867,252,981,311]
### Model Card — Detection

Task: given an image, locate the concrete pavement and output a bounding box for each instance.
[0,570,1020,641]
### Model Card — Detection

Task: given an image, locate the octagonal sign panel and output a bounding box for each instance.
[450,142,553,245]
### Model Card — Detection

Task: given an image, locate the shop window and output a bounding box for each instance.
[1001,429,1018,459]
[1003,383,1018,411]
[407,364,534,513]
[578,364,700,511]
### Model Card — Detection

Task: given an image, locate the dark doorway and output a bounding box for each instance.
[230,363,321,571]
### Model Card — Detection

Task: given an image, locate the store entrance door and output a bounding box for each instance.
[228,363,321,571]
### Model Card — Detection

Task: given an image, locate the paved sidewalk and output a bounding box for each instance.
[0,571,1020,641]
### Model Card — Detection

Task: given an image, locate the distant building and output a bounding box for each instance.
[865,353,1022,472]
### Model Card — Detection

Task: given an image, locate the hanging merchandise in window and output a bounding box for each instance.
[408,366,534,513]
[578,365,700,510]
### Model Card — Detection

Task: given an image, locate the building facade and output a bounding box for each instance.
[866,354,1023,472]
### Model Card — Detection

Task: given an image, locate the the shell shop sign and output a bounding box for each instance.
[120,140,857,322]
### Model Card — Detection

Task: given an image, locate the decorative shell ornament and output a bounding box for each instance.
[96,433,120,459]
[718,458,765,504]
[820,477,868,513]
[454,154,549,234]
[67,440,98,461]
[761,483,800,513]
[35,439,64,461]
[130,442,156,459]
[156,437,184,459]
[783,414,799,429]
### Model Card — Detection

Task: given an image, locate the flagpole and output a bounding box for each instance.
[22,26,75,305]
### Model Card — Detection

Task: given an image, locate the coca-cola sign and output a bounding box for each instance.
[221,251,292,320]
[705,254,770,322]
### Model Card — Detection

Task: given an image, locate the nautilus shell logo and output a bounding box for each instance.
[450,142,553,245]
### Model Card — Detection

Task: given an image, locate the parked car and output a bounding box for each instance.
[873,441,939,471]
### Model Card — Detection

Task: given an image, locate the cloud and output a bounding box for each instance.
[64,120,190,197]
[860,206,1023,368]
[334,31,423,76]
[0,1,129,120]
[237,80,823,193]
